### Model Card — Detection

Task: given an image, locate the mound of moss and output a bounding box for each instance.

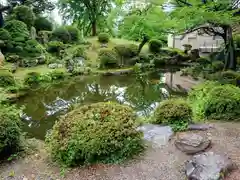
[46,102,144,166]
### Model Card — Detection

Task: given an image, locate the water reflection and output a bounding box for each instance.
[17,71,187,140]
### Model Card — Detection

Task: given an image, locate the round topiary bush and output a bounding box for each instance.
[51,27,71,44]
[0,69,15,87]
[34,16,53,32]
[10,5,35,28]
[0,102,23,159]
[65,26,80,43]
[212,61,224,72]
[47,41,65,54]
[114,44,138,58]
[0,28,11,41]
[98,33,110,43]
[46,102,143,166]
[4,20,29,39]
[153,99,192,131]
[148,39,162,53]
[189,82,240,120]
[99,48,119,68]
[24,71,41,85]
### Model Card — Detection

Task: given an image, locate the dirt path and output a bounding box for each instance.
[1,121,240,180]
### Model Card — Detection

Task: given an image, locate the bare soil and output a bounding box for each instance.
[1,121,240,180]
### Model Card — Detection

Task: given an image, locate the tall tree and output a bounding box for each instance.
[58,0,116,36]
[161,0,240,70]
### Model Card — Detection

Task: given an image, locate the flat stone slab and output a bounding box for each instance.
[188,124,214,131]
[137,124,173,147]
[185,152,234,180]
[175,133,211,154]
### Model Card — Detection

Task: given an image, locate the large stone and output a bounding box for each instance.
[0,51,4,67]
[137,124,173,147]
[185,152,235,180]
[175,133,211,154]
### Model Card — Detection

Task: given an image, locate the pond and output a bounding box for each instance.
[17,69,186,140]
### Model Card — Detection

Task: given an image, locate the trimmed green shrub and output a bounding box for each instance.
[10,5,35,28]
[99,48,119,68]
[0,28,11,41]
[46,102,143,166]
[0,69,15,87]
[51,27,70,44]
[188,81,240,120]
[34,16,53,32]
[24,39,43,55]
[114,44,138,58]
[212,61,224,72]
[24,72,41,85]
[47,41,64,54]
[65,26,80,43]
[98,33,110,43]
[0,102,23,158]
[6,55,21,63]
[196,57,211,65]
[4,20,29,39]
[149,39,162,53]
[153,56,166,67]
[48,70,66,80]
[153,99,192,131]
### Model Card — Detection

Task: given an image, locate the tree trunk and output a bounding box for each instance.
[91,20,97,36]
[224,26,236,70]
[0,12,4,28]
[138,34,149,54]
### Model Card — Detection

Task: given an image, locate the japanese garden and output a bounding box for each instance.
[0,0,240,179]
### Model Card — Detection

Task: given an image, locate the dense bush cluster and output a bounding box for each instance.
[211,61,224,72]
[114,44,138,58]
[149,39,162,53]
[46,102,143,166]
[65,26,81,43]
[47,41,65,54]
[99,48,119,68]
[188,81,240,120]
[4,20,29,39]
[98,33,110,43]
[34,16,53,32]
[0,101,23,159]
[0,69,16,87]
[153,99,192,131]
[10,5,35,28]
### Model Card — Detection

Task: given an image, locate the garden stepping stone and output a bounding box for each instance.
[185,152,235,180]
[175,133,211,154]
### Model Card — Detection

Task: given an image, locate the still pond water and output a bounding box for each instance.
[17,69,185,140]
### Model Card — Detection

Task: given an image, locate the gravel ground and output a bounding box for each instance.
[0,121,240,180]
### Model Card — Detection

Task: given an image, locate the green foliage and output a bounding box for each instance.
[24,72,41,86]
[153,99,192,132]
[99,48,119,68]
[0,101,23,158]
[114,44,138,58]
[6,55,20,63]
[34,16,53,32]
[212,61,224,72]
[10,5,35,28]
[149,39,162,53]
[47,41,65,54]
[196,57,211,66]
[0,69,16,87]
[65,26,80,43]
[0,28,11,41]
[4,20,29,39]
[24,40,43,55]
[51,27,71,44]
[48,70,66,80]
[46,102,144,166]
[188,81,240,120]
[98,33,110,43]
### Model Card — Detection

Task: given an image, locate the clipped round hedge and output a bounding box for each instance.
[4,20,29,38]
[114,44,138,58]
[47,41,64,54]
[98,33,110,43]
[65,26,80,43]
[0,103,23,158]
[51,27,70,44]
[0,28,11,41]
[11,5,35,28]
[149,39,162,53]
[154,99,192,125]
[0,69,15,87]
[46,102,143,166]
[99,48,119,68]
[34,16,53,32]
[212,61,224,72]
[189,81,240,120]
[24,71,41,85]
